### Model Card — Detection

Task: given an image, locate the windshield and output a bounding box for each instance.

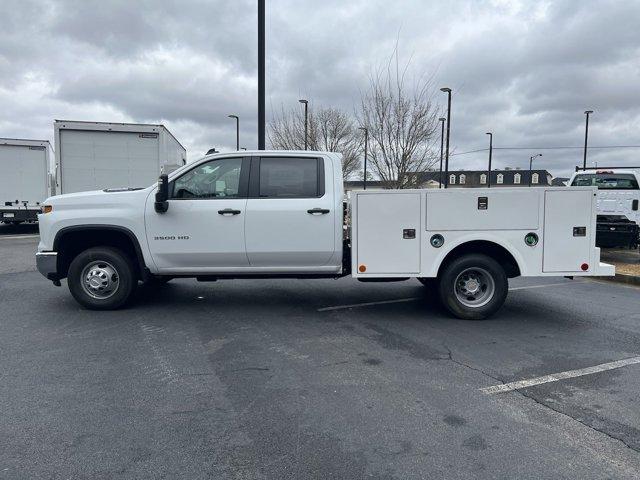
[571,173,639,190]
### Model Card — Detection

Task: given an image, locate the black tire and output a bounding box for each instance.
[67,247,137,310]
[437,254,507,320]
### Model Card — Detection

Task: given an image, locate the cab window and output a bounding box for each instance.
[258,157,323,198]
[172,158,243,199]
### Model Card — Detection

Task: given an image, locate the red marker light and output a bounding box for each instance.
[581,263,589,271]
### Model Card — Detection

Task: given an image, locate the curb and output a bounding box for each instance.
[596,273,640,287]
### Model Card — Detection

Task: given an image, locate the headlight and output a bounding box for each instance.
[41,205,53,214]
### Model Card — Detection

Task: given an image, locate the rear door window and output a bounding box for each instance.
[257,157,324,198]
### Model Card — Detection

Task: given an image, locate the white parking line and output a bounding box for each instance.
[480,356,640,394]
[0,234,39,240]
[508,281,576,291]
[317,281,576,312]
[317,297,420,312]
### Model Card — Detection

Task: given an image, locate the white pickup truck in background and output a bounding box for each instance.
[36,151,613,320]
[568,169,640,250]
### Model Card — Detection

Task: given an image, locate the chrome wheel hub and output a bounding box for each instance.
[454,267,495,308]
[81,261,120,299]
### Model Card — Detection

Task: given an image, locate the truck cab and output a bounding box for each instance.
[568,169,640,249]
[36,150,613,320]
[145,152,344,274]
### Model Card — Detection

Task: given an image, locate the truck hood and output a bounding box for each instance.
[44,187,152,209]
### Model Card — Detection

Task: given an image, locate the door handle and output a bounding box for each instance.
[307,208,330,214]
[218,208,241,216]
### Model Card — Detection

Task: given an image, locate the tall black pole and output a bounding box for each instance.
[228,115,239,151]
[299,99,309,150]
[438,117,445,189]
[583,110,593,169]
[486,132,493,188]
[359,127,368,190]
[258,0,265,150]
[440,88,452,188]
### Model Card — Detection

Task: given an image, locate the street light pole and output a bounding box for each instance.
[228,115,239,151]
[299,99,308,150]
[485,132,493,188]
[440,87,452,188]
[583,110,593,169]
[359,127,368,190]
[438,117,445,188]
[529,153,542,187]
[258,0,265,150]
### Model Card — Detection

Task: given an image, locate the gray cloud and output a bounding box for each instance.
[0,0,639,175]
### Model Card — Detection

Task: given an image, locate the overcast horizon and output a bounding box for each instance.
[1,0,639,178]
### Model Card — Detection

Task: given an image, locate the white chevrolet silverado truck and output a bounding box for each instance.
[36,150,614,320]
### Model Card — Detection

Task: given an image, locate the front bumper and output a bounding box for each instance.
[36,252,59,280]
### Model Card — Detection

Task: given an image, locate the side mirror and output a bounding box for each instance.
[154,174,169,213]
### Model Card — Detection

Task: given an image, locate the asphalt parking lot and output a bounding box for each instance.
[1,225,640,479]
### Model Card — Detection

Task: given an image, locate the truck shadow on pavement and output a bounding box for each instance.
[131,278,441,315]
[128,278,543,325]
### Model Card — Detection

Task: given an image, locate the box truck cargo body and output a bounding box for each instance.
[54,120,187,194]
[0,138,53,224]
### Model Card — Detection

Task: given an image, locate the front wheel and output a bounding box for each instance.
[67,247,137,310]
[438,254,507,320]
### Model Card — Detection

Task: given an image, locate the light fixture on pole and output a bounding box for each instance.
[228,115,239,151]
[299,99,309,150]
[440,87,452,188]
[583,110,593,169]
[359,127,368,190]
[485,132,493,188]
[529,153,542,187]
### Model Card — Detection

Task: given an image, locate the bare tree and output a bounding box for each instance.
[358,50,440,188]
[268,104,361,179]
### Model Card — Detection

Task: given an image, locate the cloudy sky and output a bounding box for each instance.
[1,0,639,177]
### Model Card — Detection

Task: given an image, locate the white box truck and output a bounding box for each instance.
[36,151,614,320]
[0,138,53,224]
[54,120,187,194]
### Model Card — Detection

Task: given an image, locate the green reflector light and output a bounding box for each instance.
[525,232,538,246]
[430,234,444,248]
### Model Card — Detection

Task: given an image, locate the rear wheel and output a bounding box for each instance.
[67,247,136,310]
[438,254,507,320]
